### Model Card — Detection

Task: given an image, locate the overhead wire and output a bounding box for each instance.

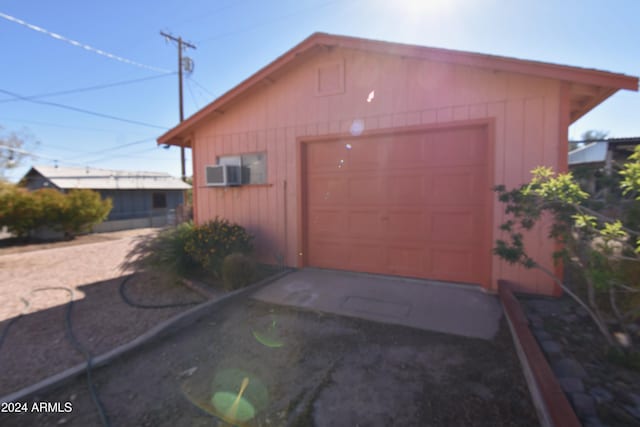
[187,76,216,98]
[196,0,348,43]
[0,88,169,130]
[0,73,176,104]
[0,11,170,74]
[82,147,167,165]
[64,137,157,161]
[0,117,143,134]
[185,79,200,110]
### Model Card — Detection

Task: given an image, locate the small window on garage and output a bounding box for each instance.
[152,192,167,209]
[218,152,267,185]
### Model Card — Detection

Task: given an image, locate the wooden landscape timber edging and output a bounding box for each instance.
[499,279,581,427]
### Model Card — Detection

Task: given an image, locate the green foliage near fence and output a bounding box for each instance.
[0,183,112,239]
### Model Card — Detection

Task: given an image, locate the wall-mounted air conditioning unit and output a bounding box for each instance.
[205,164,241,186]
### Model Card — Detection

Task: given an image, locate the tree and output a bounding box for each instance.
[494,146,640,348]
[0,126,38,180]
[581,129,609,142]
[569,129,609,151]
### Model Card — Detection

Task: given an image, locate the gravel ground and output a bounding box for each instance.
[0,229,207,397]
[520,294,640,426]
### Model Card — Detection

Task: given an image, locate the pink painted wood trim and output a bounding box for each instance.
[499,279,581,427]
[298,118,493,143]
[552,82,572,296]
[296,139,305,269]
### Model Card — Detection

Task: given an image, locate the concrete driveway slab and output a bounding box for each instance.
[251,268,503,339]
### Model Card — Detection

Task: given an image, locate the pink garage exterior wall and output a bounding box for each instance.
[191,47,566,295]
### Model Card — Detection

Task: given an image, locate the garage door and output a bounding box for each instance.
[304,125,490,286]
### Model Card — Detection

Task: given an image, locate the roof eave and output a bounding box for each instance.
[157,32,639,146]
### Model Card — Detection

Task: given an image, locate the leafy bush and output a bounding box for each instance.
[33,188,67,229]
[494,150,640,347]
[0,184,112,239]
[184,217,254,277]
[58,189,112,237]
[222,252,256,291]
[122,221,198,276]
[0,185,42,237]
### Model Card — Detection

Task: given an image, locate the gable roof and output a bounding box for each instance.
[158,32,639,148]
[23,165,191,190]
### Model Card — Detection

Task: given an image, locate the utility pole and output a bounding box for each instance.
[160,31,196,182]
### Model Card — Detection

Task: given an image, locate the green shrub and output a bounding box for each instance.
[0,185,111,239]
[222,252,256,291]
[0,185,42,237]
[184,217,253,277]
[122,221,198,276]
[58,189,112,237]
[33,188,67,229]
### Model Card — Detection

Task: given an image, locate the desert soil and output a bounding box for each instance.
[0,229,207,397]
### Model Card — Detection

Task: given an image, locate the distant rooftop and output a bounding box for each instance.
[569,137,640,165]
[24,165,191,190]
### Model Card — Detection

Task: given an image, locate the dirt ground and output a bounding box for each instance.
[0,229,207,396]
[0,298,539,427]
[0,228,157,256]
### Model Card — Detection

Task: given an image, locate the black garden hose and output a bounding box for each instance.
[0,297,29,352]
[0,274,204,426]
[1,287,111,427]
[118,273,204,309]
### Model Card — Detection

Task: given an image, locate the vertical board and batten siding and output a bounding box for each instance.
[192,47,563,294]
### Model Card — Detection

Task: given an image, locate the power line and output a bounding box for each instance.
[0,88,169,130]
[65,137,156,161]
[0,117,142,133]
[0,12,171,73]
[196,0,347,43]
[185,79,200,110]
[187,76,216,97]
[0,73,176,104]
[86,147,167,165]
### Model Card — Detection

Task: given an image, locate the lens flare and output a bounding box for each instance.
[252,318,284,348]
[350,119,364,136]
[181,368,268,426]
[212,377,255,424]
[367,90,375,103]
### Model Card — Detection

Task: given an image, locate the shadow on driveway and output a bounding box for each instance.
[0,295,538,426]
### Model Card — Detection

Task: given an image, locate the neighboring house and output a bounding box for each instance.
[21,165,191,231]
[158,32,638,296]
[569,137,640,194]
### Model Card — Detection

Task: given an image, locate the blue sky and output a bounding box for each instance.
[1,0,638,182]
